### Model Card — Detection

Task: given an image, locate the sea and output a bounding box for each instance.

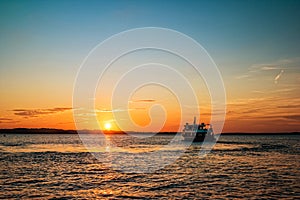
[0,133,299,199]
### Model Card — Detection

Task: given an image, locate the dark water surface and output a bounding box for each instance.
[0,134,299,199]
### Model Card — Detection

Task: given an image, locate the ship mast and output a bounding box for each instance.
[193,116,196,131]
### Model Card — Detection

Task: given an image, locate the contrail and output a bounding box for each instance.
[274,69,284,84]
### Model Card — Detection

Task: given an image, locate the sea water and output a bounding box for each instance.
[0,134,299,199]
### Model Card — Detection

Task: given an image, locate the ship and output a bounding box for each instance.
[182,117,215,142]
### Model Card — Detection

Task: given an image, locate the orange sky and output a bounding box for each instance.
[1,65,299,133]
[1,53,299,133]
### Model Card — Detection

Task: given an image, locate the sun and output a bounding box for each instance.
[104,122,112,130]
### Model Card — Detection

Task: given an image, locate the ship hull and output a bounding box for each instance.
[182,134,205,142]
[182,131,215,142]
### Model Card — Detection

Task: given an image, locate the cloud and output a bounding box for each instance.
[274,69,284,84]
[253,114,300,122]
[235,74,251,79]
[235,64,280,80]
[129,99,156,103]
[228,96,300,115]
[282,115,300,121]
[248,64,280,73]
[96,108,129,113]
[46,107,72,112]
[96,107,146,113]
[235,57,300,80]
[261,66,280,71]
[75,107,147,118]
[251,90,265,94]
[277,105,300,109]
[133,107,146,110]
[0,118,12,121]
[12,107,72,118]
[0,118,20,124]
[0,118,12,123]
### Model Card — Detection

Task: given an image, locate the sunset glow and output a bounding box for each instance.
[0,1,299,133]
[104,122,112,131]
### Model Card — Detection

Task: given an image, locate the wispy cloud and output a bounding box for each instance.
[129,99,156,103]
[96,108,128,113]
[282,115,300,121]
[227,96,300,122]
[132,107,146,110]
[249,64,280,73]
[228,114,300,123]
[235,57,300,80]
[249,114,300,122]
[274,69,284,84]
[0,118,12,121]
[235,74,251,79]
[236,64,281,80]
[12,107,72,118]
[260,66,280,71]
[0,118,20,124]
[95,107,146,113]
[277,105,300,109]
[74,107,147,118]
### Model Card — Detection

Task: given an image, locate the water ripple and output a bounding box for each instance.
[0,134,299,199]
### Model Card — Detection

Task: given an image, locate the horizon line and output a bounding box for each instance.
[0,128,299,135]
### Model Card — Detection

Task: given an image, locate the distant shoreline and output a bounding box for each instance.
[0,128,299,135]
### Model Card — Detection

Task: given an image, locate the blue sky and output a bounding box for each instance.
[1,0,299,63]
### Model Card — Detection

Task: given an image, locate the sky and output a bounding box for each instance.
[0,0,299,133]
